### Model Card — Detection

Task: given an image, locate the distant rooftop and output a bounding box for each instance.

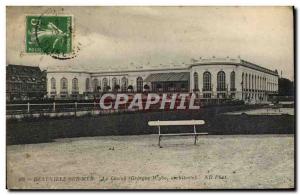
[7,64,43,74]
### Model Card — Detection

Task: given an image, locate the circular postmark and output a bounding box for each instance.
[30,8,80,60]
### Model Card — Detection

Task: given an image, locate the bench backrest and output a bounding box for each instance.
[148,120,205,126]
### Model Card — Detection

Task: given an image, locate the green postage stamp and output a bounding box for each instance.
[26,15,72,54]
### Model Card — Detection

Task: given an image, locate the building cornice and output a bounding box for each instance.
[188,58,278,76]
[47,67,189,75]
[46,58,278,76]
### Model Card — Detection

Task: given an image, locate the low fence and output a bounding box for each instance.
[6,98,239,116]
[6,102,131,118]
[7,102,97,114]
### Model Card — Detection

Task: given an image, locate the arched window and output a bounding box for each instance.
[61,78,68,91]
[193,72,199,91]
[92,78,99,92]
[230,71,235,90]
[136,77,143,92]
[203,71,211,91]
[121,77,128,92]
[72,78,78,91]
[85,78,90,91]
[112,77,117,90]
[51,78,56,90]
[217,71,226,91]
[103,78,108,91]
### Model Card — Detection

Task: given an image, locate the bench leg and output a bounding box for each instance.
[193,125,197,145]
[158,135,161,148]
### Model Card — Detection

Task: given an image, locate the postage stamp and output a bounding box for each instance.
[25,15,72,55]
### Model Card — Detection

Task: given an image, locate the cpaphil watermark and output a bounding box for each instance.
[98,93,200,110]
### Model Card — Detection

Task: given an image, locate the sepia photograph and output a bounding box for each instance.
[5,6,295,189]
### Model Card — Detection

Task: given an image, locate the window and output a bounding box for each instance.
[217,71,226,91]
[136,77,143,92]
[121,77,128,92]
[203,71,211,91]
[230,71,235,90]
[86,78,90,91]
[193,72,199,91]
[72,78,78,91]
[51,78,56,90]
[112,77,117,90]
[60,78,68,91]
[103,78,108,91]
[92,78,99,92]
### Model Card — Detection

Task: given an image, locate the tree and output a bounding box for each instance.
[96,86,101,92]
[144,84,150,90]
[114,84,120,92]
[279,78,294,96]
[105,86,111,91]
[128,85,133,92]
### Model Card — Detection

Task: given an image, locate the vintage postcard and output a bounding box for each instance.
[6,6,295,190]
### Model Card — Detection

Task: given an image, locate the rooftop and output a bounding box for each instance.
[6,64,45,76]
[43,57,279,76]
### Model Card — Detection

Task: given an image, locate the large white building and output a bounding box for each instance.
[47,57,279,103]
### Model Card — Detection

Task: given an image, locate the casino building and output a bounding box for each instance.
[46,57,279,103]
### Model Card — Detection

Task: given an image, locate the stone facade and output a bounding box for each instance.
[47,57,279,103]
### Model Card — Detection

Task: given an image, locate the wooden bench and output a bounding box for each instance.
[148,120,207,147]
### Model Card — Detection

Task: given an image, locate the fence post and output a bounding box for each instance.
[93,101,96,115]
[27,102,30,113]
[53,102,56,112]
[75,102,77,117]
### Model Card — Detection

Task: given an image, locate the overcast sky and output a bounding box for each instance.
[6,6,294,80]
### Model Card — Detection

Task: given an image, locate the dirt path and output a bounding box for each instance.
[7,134,294,189]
